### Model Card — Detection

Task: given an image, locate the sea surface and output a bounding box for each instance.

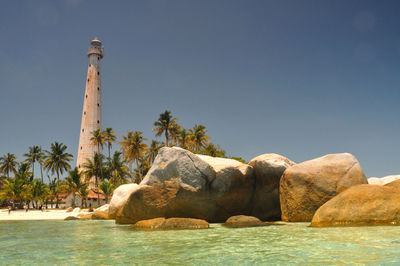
[1,220,400,265]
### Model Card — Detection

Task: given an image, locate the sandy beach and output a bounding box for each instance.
[0,209,81,221]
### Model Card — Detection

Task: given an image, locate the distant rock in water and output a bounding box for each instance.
[116,147,255,224]
[368,175,400,186]
[280,153,367,222]
[311,180,400,227]
[248,153,295,220]
[132,217,209,230]
[224,215,264,228]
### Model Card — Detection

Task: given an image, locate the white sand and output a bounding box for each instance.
[0,209,77,221]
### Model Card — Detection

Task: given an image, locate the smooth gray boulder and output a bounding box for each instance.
[116,147,255,224]
[248,153,295,220]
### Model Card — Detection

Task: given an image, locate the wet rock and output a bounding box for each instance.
[224,215,264,228]
[132,217,209,230]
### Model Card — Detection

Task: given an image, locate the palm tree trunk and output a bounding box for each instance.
[165,131,169,146]
[32,163,35,178]
[40,164,43,183]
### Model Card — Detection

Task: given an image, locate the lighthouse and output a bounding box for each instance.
[76,38,104,172]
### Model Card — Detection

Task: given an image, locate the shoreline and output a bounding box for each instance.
[0,209,85,221]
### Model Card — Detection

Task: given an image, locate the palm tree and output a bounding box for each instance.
[23,146,44,182]
[43,142,73,181]
[103,127,117,159]
[177,128,190,149]
[152,110,178,146]
[100,180,113,203]
[79,184,89,208]
[0,153,18,177]
[147,140,163,165]
[189,124,210,152]
[1,163,32,208]
[32,179,49,208]
[48,178,62,208]
[82,152,104,207]
[106,151,129,186]
[120,131,148,181]
[202,143,226,157]
[90,129,105,154]
[63,167,82,208]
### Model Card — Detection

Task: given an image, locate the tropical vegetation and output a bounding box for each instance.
[0,110,244,209]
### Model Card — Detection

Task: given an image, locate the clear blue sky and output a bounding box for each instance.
[1,0,400,178]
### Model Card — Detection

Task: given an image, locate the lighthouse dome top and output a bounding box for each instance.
[90,37,102,46]
[88,37,104,58]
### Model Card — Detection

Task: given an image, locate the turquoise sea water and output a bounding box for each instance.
[1,220,400,265]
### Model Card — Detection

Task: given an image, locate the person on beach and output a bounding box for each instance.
[8,206,11,215]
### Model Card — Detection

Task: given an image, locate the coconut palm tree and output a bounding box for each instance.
[120,131,148,181]
[82,152,104,206]
[63,167,83,208]
[1,163,32,208]
[106,151,129,186]
[43,142,73,181]
[79,184,89,208]
[32,179,49,208]
[177,128,190,150]
[189,124,210,152]
[202,143,226,157]
[103,127,117,159]
[90,129,105,154]
[152,110,178,146]
[48,178,62,208]
[0,153,18,178]
[100,180,113,203]
[23,146,44,182]
[147,140,163,165]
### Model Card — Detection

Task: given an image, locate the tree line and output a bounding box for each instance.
[0,110,241,209]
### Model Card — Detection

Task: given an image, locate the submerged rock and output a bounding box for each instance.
[64,216,79,220]
[224,215,264,228]
[312,180,400,227]
[116,147,255,224]
[280,153,367,222]
[248,153,295,220]
[132,217,209,230]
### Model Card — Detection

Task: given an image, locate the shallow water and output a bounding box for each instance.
[1,220,400,265]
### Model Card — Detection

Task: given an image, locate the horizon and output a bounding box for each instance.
[1,1,400,178]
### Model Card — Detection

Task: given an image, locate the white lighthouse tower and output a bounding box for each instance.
[76,38,104,172]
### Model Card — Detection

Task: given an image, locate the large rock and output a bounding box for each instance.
[116,147,255,224]
[311,180,400,227]
[248,154,295,220]
[224,215,264,228]
[368,175,400,186]
[132,217,209,230]
[280,153,367,222]
[109,183,139,219]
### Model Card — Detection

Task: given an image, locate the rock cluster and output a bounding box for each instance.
[115,147,293,224]
[109,147,385,227]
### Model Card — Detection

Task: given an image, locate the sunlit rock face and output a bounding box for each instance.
[312,180,400,227]
[280,153,368,222]
[368,175,400,186]
[116,147,255,224]
[108,184,139,219]
[248,153,295,220]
